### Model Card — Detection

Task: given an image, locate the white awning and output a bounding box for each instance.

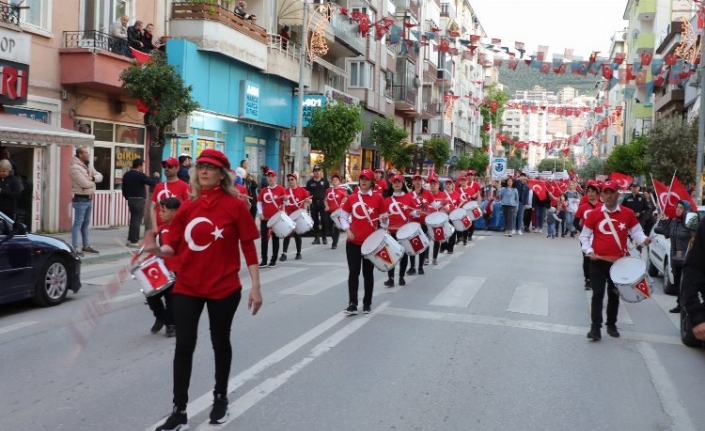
[0,114,94,147]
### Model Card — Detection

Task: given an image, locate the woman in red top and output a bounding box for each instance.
[143,149,262,431]
[428,175,455,264]
[405,173,434,275]
[281,172,311,261]
[256,170,287,267]
[338,169,388,315]
[383,175,412,287]
[324,173,348,249]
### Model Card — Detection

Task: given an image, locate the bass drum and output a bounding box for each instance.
[361,229,405,272]
[609,257,653,303]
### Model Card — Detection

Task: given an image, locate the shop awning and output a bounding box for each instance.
[0,114,94,147]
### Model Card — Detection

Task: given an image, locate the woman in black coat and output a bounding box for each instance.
[0,159,23,220]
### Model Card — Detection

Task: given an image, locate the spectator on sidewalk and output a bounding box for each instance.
[0,159,23,221]
[69,147,103,255]
[177,155,191,183]
[122,158,158,247]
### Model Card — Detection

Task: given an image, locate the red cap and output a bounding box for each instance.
[467,170,476,175]
[161,157,179,167]
[428,175,439,183]
[196,149,230,170]
[359,169,374,180]
[601,180,618,192]
[286,172,299,180]
[331,173,341,180]
[375,168,383,173]
[391,174,404,183]
[412,173,423,180]
[458,176,468,181]
[266,170,277,177]
[586,180,600,190]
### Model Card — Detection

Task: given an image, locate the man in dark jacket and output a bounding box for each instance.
[177,155,191,183]
[122,158,158,246]
[621,182,647,226]
[127,20,145,52]
[681,216,705,342]
[514,173,529,235]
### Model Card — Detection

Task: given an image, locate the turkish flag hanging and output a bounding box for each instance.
[141,260,169,289]
[670,177,697,211]
[129,47,152,65]
[409,235,426,253]
[610,172,633,191]
[528,180,547,200]
[633,277,651,299]
[433,226,445,241]
[653,179,680,218]
[375,246,393,264]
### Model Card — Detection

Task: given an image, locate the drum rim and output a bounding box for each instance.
[426,212,450,223]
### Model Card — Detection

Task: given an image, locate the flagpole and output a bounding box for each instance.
[649,173,664,215]
[665,169,677,204]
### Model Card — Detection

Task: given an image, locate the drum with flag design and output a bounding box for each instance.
[330,208,349,231]
[396,222,430,255]
[131,256,175,297]
[290,209,314,235]
[425,212,454,243]
[266,211,296,238]
[449,208,472,232]
[463,201,482,221]
[361,229,405,272]
[609,257,652,303]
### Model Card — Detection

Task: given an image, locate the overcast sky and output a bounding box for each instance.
[469,0,629,59]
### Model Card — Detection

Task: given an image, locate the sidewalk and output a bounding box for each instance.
[50,227,135,264]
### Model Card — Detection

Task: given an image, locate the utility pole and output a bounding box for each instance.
[697,13,705,204]
[293,0,309,178]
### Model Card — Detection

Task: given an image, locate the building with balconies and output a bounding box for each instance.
[653,15,688,121]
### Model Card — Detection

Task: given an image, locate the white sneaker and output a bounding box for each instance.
[513,230,518,235]
[518,230,523,236]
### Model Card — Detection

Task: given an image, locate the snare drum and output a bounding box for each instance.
[361,229,405,272]
[330,208,348,231]
[449,208,472,232]
[396,222,430,255]
[131,256,175,297]
[266,211,296,238]
[463,201,483,221]
[291,209,314,235]
[609,257,653,303]
[425,212,455,243]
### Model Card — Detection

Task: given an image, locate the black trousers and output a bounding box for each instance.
[672,264,683,305]
[589,260,619,328]
[582,253,591,281]
[346,241,375,307]
[127,197,145,243]
[260,219,280,263]
[283,233,302,254]
[433,232,456,258]
[331,225,340,245]
[310,201,328,238]
[172,290,241,409]
[387,232,408,279]
[147,284,174,325]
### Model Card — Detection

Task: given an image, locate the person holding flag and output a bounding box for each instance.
[579,181,651,341]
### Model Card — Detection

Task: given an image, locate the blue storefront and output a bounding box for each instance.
[165,40,295,178]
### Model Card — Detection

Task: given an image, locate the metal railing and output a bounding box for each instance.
[268,34,304,62]
[393,85,416,105]
[0,1,21,26]
[63,30,130,56]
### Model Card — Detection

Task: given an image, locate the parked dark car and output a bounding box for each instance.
[0,211,82,306]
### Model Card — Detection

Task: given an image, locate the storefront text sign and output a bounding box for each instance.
[296,95,326,127]
[0,27,31,64]
[0,59,28,105]
[239,80,260,120]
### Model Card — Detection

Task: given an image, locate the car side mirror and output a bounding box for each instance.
[11,222,27,236]
[685,211,700,231]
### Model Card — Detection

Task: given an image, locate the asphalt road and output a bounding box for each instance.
[1,230,704,431]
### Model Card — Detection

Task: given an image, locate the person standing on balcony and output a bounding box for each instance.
[141,23,161,53]
[109,14,129,55]
[279,25,291,50]
[127,20,145,53]
[234,1,257,23]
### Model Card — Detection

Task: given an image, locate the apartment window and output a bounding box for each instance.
[350,61,372,89]
[82,0,129,33]
[16,0,50,30]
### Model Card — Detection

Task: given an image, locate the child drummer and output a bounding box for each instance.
[146,197,181,337]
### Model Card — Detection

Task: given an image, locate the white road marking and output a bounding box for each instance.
[380,307,682,345]
[144,310,350,431]
[192,302,390,431]
[651,293,680,329]
[279,269,347,295]
[507,282,549,316]
[584,290,633,325]
[0,321,37,336]
[430,276,485,308]
[637,342,698,431]
[295,261,347,267]
[258,267,306,285]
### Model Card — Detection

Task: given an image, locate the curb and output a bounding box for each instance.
[80,250,133,265]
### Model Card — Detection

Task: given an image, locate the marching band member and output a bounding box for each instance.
[574,180,602,290]
[338,169,388,315]
[149,157,190,230]
[256,170,287,267]
[442,180,461,254]
[374,168,389,196]
[281,172,311,261]
[464,170,482,242]
[324,173,348,249]
[406,173,434,275]
[384,174,412,287]
[428,175,455,264]
[579,180,651,341]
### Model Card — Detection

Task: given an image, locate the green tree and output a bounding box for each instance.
[455,153,471,171]
[424,137,452,173]
[387,141,415,172]
[643,117,698,184]
[469,149,489,177]
[370,118,408,167]
[605,135,647,177]
[120,52,200,177]
[306,97,363,174]
[538,157,573,172]
[577,157,606,181]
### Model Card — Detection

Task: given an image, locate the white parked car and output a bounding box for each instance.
[647,206,705,295]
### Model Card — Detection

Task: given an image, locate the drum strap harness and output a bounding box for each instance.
[391,195,408,223]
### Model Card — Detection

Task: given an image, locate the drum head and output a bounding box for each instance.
[291,209,305,219]
[361,229,387,255]
[610,257,646,285]
[464,201,479,210]
[449,208,466,220]
[426,212,449,225]
[397,222,420,238]
[266,212,283,228]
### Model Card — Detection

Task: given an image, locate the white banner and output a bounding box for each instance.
[491,157,507,178]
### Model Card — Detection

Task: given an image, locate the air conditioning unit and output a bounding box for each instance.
[164,115,192,136]
[74,120,92,134]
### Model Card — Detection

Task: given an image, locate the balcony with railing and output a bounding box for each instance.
[393,0,419,18]
[440,3,449,17]
[423,59,437,83]
[329,13,366,56]
[267,35,310,85]
[170,1,268,69]
[393,85,417,113]
[0,1,22,26]
[389,42,417,63]
[420,98,440,119]
[59,31,134,94]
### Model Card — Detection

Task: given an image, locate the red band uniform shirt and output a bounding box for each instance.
[406,189,434,224]
[385,193,412,233]
[374,179,388,195]
[339,190,387,245]
[466,181,481,200]
[575,201,602,228]
[325,186,348,213]
[164,187,260,299]
[580,205,646,260]
[257,184,287,220]
[152,180,190,228]
[284,187,311,215]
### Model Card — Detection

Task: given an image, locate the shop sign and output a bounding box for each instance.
[239,80,260,120]
[0,27,31,64]
[0,59,28,105]
[114,146,144,184]
[295,95,326,127]
[5,106,48,123]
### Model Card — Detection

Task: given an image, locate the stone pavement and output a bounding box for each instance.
[49,226,134,264]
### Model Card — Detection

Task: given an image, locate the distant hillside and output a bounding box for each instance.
[497,64,601,98]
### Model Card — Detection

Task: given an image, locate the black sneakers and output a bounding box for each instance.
[362,305,371,314]
[312,238,321,245]
[295,253,302,260]
[156,406,188,431]
[384,278,394,287]
[399,277,406,286]
[151,319,165,334]
[268,260,277,268]
[165,325,176,338]
[343,304,358,315]
[406,268,416,275]
[606,326,620,338]
[280,253,287,262]
[322,238,328,245]
[584,279,592,290]
[669,306,681,314]
[209,393,229,424]
[587,326,601,341]
[418,267,425,275]
[259,260,268,268]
